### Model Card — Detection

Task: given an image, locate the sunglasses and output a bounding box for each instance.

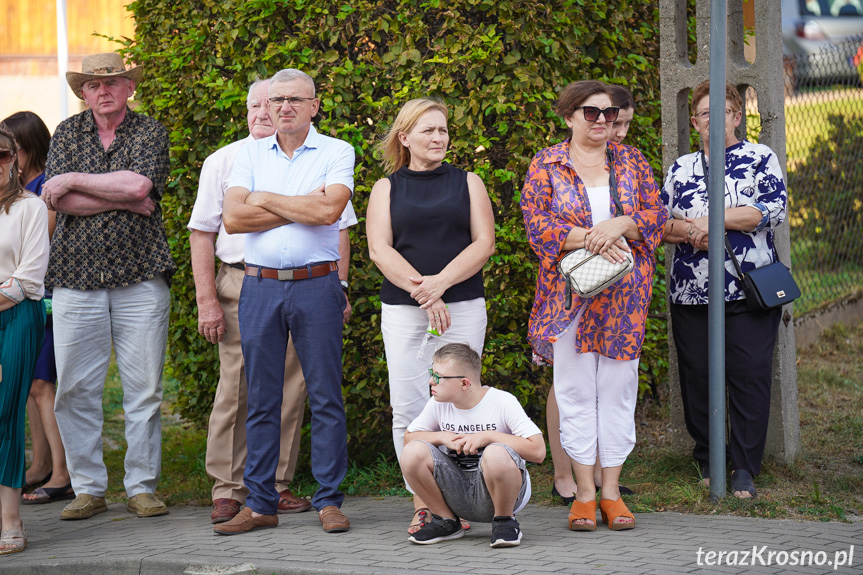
[575,106,620,123]
[428,369,465,386]
[0,150,15,164]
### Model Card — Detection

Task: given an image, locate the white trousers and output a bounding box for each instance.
[53,277,170,497]
[552,306,639,468]
[381,298,487,465]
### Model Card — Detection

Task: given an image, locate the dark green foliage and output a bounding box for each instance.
[119,0,665,465]
[788,114,863,266]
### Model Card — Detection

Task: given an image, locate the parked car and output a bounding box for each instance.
[782,0,863,90]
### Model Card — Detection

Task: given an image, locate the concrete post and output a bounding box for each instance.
[659,0,800,465]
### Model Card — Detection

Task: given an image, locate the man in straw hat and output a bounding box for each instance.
[42,52,176,520]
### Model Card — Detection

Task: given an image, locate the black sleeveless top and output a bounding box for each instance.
[380,163,484,306]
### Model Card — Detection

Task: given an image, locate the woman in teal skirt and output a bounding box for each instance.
[0,123,49,556]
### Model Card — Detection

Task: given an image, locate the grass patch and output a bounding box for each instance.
[784,89,863,168]
[34,321,862,523]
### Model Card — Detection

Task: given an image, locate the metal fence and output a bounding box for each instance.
[749,36,863,316]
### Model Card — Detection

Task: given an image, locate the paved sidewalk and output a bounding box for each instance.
[2,496,861,574]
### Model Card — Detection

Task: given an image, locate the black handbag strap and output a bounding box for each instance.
[607,148,624,217]
[700,152,742,277]
[699,151,782,280]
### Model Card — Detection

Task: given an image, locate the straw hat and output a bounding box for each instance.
[66,53,143,99]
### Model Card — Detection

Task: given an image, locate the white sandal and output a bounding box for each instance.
[0,523,27,555]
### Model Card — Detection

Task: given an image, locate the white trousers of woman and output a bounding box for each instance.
[552,305,639,468]
[381,297,487,467]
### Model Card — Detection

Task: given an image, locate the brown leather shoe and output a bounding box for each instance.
[318,505,350,533]
[213,507,277,535]
[277,489,312,514]
[211,498,241,524]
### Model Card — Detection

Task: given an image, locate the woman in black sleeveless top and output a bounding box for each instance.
[367,98,495,534]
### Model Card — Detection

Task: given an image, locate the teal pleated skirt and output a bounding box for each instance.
[0,298,46,488]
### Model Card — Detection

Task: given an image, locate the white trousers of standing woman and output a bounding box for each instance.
[553,305,639,468]
[381,297,487,466]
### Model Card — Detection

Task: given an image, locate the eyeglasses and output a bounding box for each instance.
[428,369,465,386]
[575,106,620,123]
[0,150,15,164]
[268,96,315,108]
[694,109,736,120]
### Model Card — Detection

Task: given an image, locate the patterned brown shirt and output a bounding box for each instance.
[45,107,176,290]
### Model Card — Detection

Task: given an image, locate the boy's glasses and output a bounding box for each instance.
[575,106,620,123]
[428,369,465,386]
[0,150,15,164]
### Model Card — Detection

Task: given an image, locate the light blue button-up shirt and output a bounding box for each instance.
[227,125,355,269]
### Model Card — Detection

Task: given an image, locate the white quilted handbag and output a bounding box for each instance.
[558,244,633,304]
[557,148,633,309]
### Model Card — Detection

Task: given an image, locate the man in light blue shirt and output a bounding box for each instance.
[216,68,353,536]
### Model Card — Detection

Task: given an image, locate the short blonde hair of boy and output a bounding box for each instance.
[377,98,448,175]
[433,343,481,380]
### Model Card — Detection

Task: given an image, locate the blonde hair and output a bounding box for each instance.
[377,98,448,174]
[0,123,25,214]
[433,343,482,380]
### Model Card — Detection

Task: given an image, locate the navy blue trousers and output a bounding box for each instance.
[670,300,781,476]
[239,270,348,514]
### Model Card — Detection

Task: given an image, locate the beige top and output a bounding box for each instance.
[0,193,50,304]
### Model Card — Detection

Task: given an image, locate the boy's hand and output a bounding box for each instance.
[452,432,489,455]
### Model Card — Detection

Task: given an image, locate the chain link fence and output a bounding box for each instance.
[748,36,863,316]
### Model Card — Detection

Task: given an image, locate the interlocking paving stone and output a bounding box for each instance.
[2,497,861,574]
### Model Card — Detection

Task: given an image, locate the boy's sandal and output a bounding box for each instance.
[600,498,636,531]
[407,507,430,534]
[567,500,597,531]
[0,524,27,556]
[731,469,757,499]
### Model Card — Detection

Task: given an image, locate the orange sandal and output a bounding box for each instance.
[567,500,597,531]
[600,498,636,531]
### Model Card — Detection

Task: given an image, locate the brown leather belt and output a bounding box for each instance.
[245,262,337,281]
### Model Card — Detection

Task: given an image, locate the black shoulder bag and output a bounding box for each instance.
[701,152,800,310]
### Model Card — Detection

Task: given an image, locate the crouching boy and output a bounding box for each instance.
[401,343,545,548]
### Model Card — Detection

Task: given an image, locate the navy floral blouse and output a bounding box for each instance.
[661,140,787,305]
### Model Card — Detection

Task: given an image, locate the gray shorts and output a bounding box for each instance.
[420,441,530,523]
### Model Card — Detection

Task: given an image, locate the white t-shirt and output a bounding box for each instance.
[585,185,612,224]
[407,387,543,513]
[408,387,542,438]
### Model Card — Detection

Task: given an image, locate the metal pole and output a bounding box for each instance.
[57,0,69,121]
[708,0,727,502]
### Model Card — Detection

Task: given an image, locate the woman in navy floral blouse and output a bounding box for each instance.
[661,80,787,499]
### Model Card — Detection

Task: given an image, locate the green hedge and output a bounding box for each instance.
[118,0,665,465]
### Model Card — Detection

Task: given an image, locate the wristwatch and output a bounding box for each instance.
[339,280,349,293]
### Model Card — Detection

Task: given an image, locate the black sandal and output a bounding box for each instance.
[22,484,75,505]
[698,463,710,486]
[551,484,575,506]
[731,469,757,499]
